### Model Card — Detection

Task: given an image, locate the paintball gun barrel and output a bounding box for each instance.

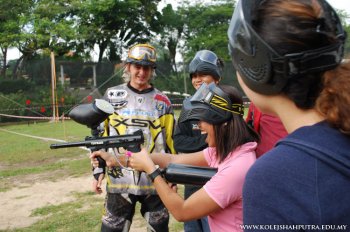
[50,130,143,169]
[50,130,144,153]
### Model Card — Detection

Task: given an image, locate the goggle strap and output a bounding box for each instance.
[210,96,244,116]
[271,42,344,77]
[231,104,244,116]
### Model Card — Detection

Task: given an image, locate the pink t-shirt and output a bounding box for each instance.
[203,142,257,232]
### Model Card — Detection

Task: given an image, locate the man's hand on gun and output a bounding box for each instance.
[90,150,116,194]
[90,148,152,172]
[90,150,117,168]
[90,148,159,177]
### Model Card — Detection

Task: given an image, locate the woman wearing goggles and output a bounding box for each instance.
[175,50,224,232]
[228,0,350,227]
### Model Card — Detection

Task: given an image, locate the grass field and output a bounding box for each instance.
[0,120,88,183]
[0,120,184,232]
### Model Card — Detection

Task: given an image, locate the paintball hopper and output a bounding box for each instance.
[68,99,114,129]
[163,163,217,186]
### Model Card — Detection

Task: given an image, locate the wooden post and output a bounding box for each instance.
[92,64,97,88]
[51,52,59,121]
[60,65,65,86]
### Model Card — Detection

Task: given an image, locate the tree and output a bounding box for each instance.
[75,0,161,63]
[180,0,235,61]
[156,4,184,72]
[0,0,33,78]
[7,0,80,79]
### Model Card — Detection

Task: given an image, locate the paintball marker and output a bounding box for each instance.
[50,99,144,180]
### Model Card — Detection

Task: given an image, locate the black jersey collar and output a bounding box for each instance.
[127,82,154,94]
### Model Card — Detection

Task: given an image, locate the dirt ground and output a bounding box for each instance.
[0,174,181,231]
[0,175,103,230]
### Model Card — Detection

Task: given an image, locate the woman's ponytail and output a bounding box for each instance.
[316,61,350,135]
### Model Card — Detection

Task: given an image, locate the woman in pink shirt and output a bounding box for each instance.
[91,83,259,231]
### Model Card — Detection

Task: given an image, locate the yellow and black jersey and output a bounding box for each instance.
[102,82,176,195]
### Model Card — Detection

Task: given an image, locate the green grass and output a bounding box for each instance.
[0,120,91,191]
[0,120,184,232]
[0,158,90,178]
[0,120,88,165]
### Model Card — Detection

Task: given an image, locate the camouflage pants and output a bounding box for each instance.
[101,192,169,232]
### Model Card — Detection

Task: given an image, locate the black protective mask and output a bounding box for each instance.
[227,0,346,95]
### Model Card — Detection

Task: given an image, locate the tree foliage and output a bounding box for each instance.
[0,0,33,77]
[179,0,235,62]
[156,4,184,72]
[75,0,161,63]
[1,0,236,72]
[1,0,79,79]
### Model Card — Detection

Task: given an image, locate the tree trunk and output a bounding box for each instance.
[12,55,24,80]
[1,47,8,78]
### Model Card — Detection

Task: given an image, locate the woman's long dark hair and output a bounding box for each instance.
[214,85,260,163]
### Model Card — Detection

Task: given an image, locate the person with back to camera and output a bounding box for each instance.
[173,49,224,232]
[92,43,176,232]
[228,0,350,228]
[91,83,260,231]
